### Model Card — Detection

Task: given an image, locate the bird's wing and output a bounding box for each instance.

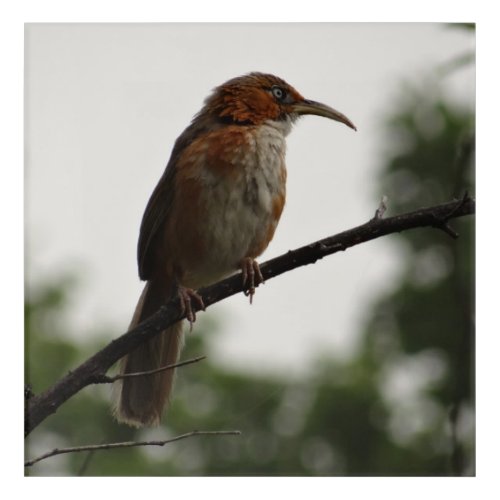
[137,161,177,281]
[137,116,215,281]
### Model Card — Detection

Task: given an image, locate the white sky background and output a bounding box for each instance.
[25,23,474,377]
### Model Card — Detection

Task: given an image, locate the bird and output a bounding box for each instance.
[113,72,356,427]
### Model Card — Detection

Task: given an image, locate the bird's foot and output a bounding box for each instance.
[178,286,205,330]
[240,257,264,304]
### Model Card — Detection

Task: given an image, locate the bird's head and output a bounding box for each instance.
[199,72,356,132]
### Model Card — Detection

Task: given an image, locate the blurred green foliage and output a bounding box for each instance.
[25,34,474,476]
[365,83,475,475]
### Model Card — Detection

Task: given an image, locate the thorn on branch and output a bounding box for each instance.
[435,222,460,239]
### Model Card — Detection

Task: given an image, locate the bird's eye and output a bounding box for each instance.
[271,86,286,101]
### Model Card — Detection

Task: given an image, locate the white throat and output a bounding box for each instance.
[264,116,294,137]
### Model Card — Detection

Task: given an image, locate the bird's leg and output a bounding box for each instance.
[177,286,205,330]
[240,257,265,304]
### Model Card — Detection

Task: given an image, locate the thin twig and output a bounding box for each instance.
[25,430,241,467]
[77,444,101,476]
[92,355,207,384]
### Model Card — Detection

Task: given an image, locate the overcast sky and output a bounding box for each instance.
[25,23,474,376]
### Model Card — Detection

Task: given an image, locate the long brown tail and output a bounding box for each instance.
[113,281,183,427]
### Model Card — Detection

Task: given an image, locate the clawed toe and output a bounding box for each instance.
[240,257,264,304]
[178,286,205,330]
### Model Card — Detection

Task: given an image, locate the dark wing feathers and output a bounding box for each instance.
[137,121,207,281]
[138,109,227,280]
[137,163,177,280]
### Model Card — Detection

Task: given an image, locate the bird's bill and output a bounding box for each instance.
[292,99,357,131]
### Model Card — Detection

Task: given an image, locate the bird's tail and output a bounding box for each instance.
[113,280,183,427]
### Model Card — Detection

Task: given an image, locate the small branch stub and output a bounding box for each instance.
[373,195,389,219]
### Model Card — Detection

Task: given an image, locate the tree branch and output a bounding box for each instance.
[25,195,475,436]
[25,430,241,467]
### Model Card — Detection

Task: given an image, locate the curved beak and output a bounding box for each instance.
[292,99,357,131]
